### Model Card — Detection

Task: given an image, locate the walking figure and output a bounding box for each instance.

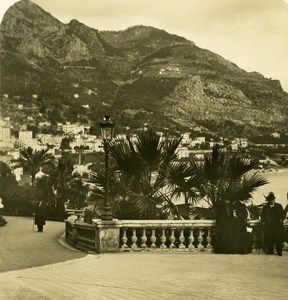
[34,200,46,232]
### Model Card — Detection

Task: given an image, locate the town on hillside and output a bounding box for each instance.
[1,94,288,184]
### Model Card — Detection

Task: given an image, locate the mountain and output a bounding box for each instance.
[1,0,288,137]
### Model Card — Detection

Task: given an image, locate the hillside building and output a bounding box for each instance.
[0,125,11,141]
[19,130,33,142]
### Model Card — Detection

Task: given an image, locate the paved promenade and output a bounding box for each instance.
[0,217,287,300]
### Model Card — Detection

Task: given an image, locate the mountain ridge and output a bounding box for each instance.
[1,0,287,137]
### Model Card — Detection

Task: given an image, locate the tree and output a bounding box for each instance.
[74,145,89,165]
[46,157,89,217]
[60,137,72,150]
[0,162,18,210]
[191,146,268,209]
[89,130,186,219]
[17,147,53,185]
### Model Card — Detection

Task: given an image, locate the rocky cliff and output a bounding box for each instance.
[1,0,287,136]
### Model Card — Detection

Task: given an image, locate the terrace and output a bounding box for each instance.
[65,215,288,254]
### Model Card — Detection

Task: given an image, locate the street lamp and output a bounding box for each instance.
[99,115,115,220]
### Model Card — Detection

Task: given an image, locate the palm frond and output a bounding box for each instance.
[109,139,143,177]
[227,155,258,179]
[134,130,162,168]
[161,136,182,163]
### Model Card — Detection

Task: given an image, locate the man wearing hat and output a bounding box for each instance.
[261,192,285,256]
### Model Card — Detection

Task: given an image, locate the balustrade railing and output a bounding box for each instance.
[65,219,288,253]
[120,220,215,252]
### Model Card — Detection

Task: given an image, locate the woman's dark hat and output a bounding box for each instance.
[265,192,276,201]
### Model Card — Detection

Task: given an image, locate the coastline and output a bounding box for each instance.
[251,168,288,207]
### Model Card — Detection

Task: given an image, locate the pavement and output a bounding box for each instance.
[0,216,287,300]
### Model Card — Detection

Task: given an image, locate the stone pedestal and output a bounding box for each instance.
[93,219,123,253]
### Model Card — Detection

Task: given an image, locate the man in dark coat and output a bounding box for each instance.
[261,192,285,256]
[34,200,46,232]
[215,200,234,254]
[233,200,250,254]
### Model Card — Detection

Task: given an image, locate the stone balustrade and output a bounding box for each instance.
[120,220,215,252]
[66,221,96,252]
[65,219,288,254]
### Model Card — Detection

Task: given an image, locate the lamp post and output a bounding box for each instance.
[99,115,115,220]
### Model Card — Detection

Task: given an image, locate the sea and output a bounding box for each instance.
[173,168,288,208]
[251,168,288,208]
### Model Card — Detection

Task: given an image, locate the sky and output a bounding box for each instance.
[1,0,288,91]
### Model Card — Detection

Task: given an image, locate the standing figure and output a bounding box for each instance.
[215,200,234,254]
[261,192,285,256]
[0,198,7,227]
[233,200,250,254]
[34,200,46,232]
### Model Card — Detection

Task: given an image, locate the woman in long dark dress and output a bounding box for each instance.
[215,200,234,254]
[233,200,250,254]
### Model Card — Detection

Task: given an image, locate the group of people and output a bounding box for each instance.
[215,192,287,255]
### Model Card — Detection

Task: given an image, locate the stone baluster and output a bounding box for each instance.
[150,229,157,249]
[141,229,147,249]
[121,228,128,249]
[160,229,167,249]
[197,228,204,251]
[188,228,195,251]
[179,229,186,249]
[131,229,138,250]
[206,228,213,251]
[170,229,176,249]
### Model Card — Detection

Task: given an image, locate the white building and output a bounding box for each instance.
[240,138,248,148]
[7,150,20,160]
[94,139,104,152]
[195,136,206,144]
[37,134,62,147]
[178,147,191,158]
[63,124,84,134]
[19,130,33,142]
[0,126,11,141]
[181,132,191,144]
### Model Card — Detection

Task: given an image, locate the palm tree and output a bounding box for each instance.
[88,130,186,219]
[41,156,89,217]
[51,157,74,216]
[18,147,53,185]
[191,146,268,210]
[74,145,89,165]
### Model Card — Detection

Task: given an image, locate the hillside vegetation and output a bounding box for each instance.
[1,0,288,137]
